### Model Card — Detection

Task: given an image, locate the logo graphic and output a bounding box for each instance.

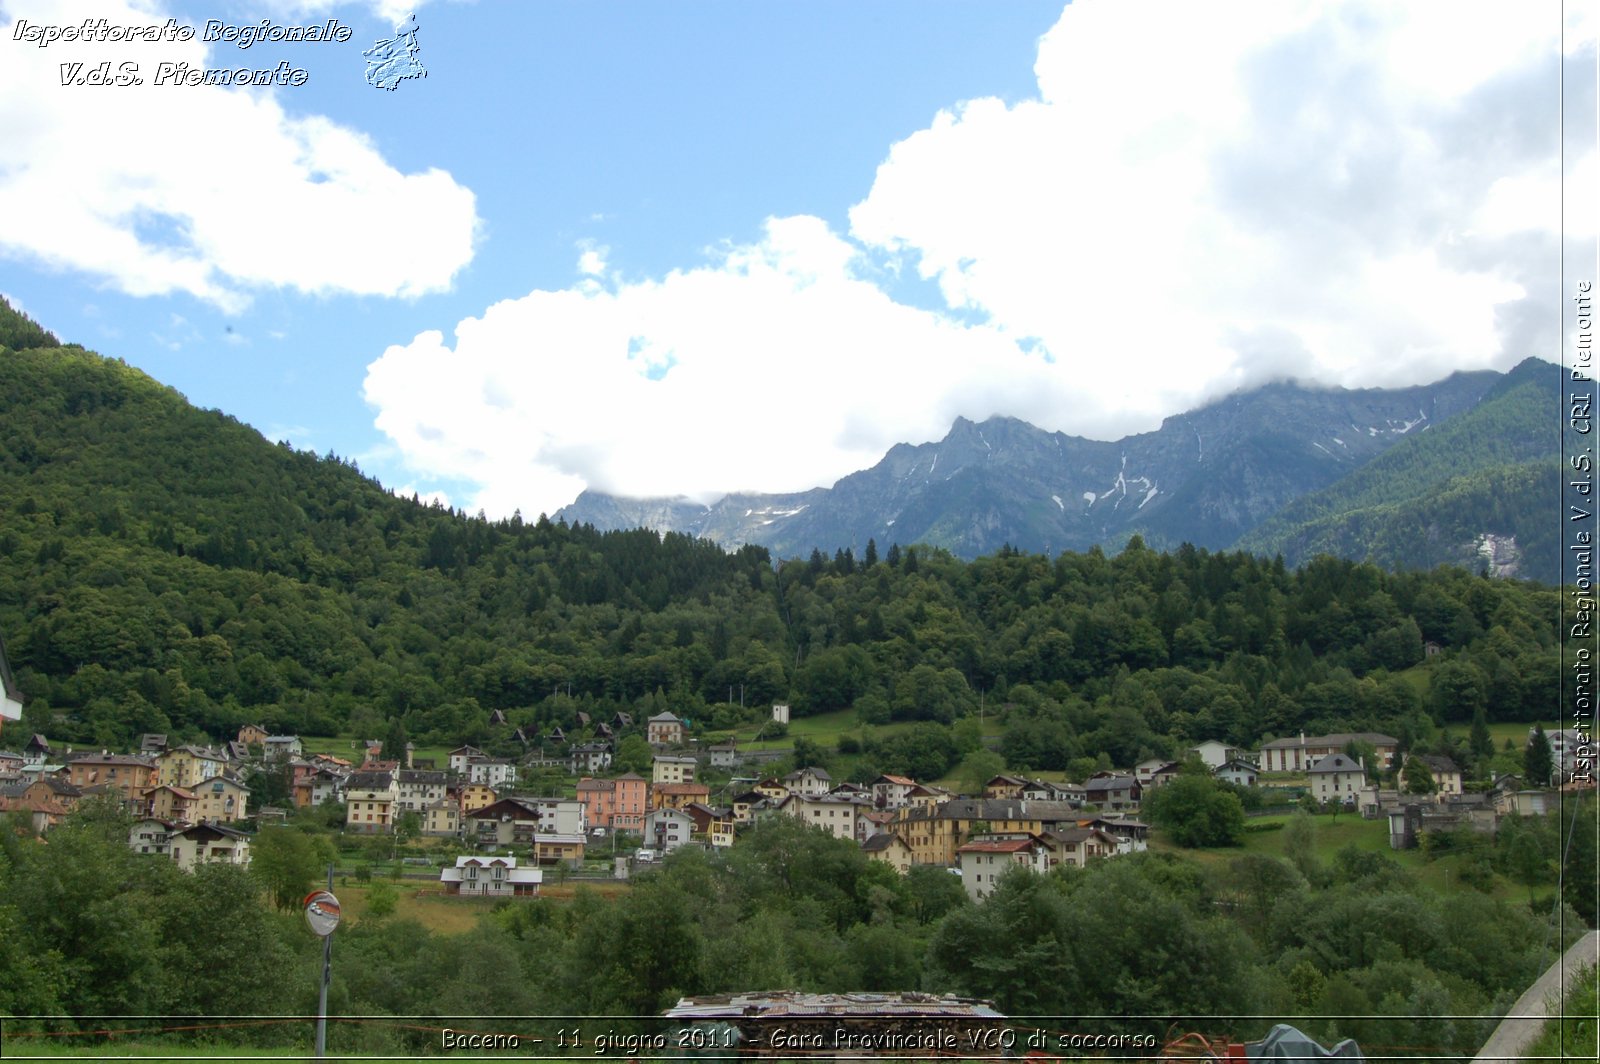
[364,14,426,91]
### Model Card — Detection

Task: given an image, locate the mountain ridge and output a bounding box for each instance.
[556,364,1554,573]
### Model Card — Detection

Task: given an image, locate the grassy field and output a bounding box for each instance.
[1147,811,1547,901]
[295,734,453,768]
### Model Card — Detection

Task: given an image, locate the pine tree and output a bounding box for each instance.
[1524,724,1554,786]
[1469,705,1493,771]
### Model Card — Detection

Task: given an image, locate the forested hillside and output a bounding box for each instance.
[0,300,1566,774]
[1241,359,1561,577]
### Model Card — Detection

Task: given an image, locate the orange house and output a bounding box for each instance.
[67,754,158,806]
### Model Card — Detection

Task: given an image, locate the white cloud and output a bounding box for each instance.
[366,0,1586,519]
[365,216,1059,517]
[0,0,477,311]
[851,0,1580,409]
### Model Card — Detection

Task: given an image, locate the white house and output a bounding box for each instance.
[169,822,251,872]
[467,757,518,788]
[642,807,695,854]
[440,855,541,896]
[1215,759,1259,787]
[1308,753,1366,805]
[129,817,178,856]
[782,766,832,797]
[1189,740,1247,769]
[448,745,487,775]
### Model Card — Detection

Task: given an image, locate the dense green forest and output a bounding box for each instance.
[0,300,1569,786]
[2,799,1590,1062]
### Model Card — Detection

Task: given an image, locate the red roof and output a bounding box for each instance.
[957,837,1038,854]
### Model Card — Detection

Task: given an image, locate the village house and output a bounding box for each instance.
[576,778,617,829]
[0,783,71,833]
[1021,778,1082,803]
[783,766,832,797]
[569,741,613,775]
[294,768,347,809]
[861,832,914,874]
[467,797,545,849]
[1215,759,1260,787]
[1084,773,1141,811]
[344,770,397,833]
[652,754,697,785]
[128,816,178,856]
[1188,739,1249,769]
[1492,775,1557,817]
[870,774,918,811]
[191,774,250,823]
[66,753,158,807]
[980,774,1030,800]
[777,792,871,843]
[262,735,303,761]
[459,781,498,815]
[646,712,686,746]
[956,835,1049,901]
[576,772,649,831]
[395,769,448,813]
[1406,754,1464,796]
[440,855,541,896]
[682,802,734,844]
[612,772,650,829]
[21,734,53,768]
[158,745,226,789]
[1258,732,1398,773]
[143,784,196,823]
[531,833,587,866]
[753,777,789,803]
[1142,762,1184,790]
[892,798,1083,865]
[10,777,81,810]
[447,745,487,775]
[468,796,587,849]
[642,806,695,854]
[169,822,251,872]
[423,798,461,837]
[1133,757,1172,785]
[467,757,518,789]
[1040,826,1121,868]
[1308,753,1366,805]
[653,781,711,811]
[707,741,740,768]
[237,724,270,747]
[1066,814,1150,853]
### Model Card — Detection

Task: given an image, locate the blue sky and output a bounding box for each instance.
[1,0,1595,519]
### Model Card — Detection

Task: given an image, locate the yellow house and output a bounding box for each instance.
[158,745,227,789]
[460,782,497,815]
[424,799,460,837]
[531,833,586,866]
[891,798,1080,865]
[862,832,914,874]
[144,784,196,822]
[190,775,250,823]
